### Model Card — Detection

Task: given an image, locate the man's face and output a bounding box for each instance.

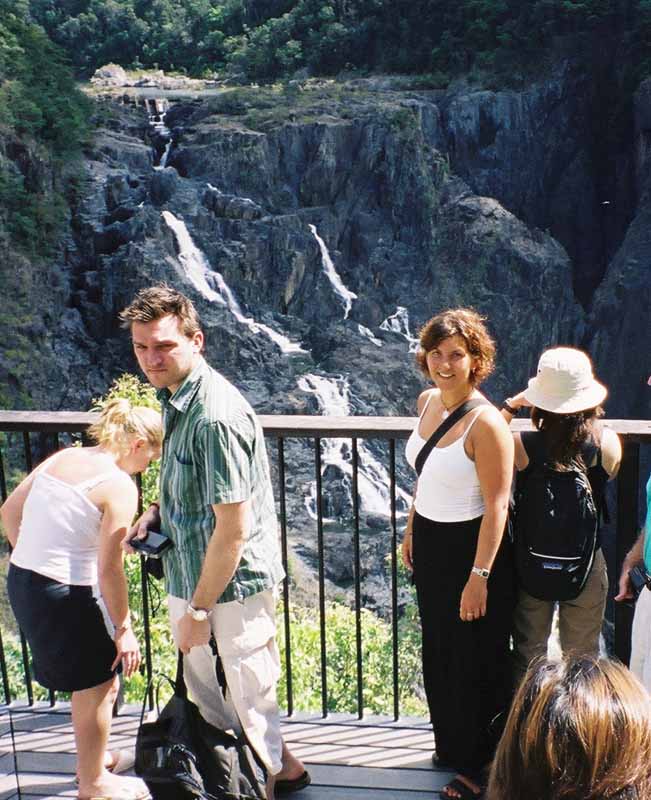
[131,314,203,393]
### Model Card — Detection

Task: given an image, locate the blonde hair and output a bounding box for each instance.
[486,656,651,800]
[87,398,162,455]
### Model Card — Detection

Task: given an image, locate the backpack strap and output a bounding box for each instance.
[415,398,491,477]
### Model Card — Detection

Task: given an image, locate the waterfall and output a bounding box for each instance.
[357,324,383,347]
[159,140,172,168]
[380,306,419,352]
[162,211,305,354]
[298,373,410,519]
[148,98,173,169]
[308,224,357,319]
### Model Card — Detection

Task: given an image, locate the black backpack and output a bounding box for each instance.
[512,432,603,602]
[135,650,266,800]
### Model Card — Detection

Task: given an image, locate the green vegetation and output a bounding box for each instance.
[0,0,91,254]
[2,374,426,716]
[25,0,651,83]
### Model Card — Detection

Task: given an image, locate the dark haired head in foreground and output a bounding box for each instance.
[486,656,651,800]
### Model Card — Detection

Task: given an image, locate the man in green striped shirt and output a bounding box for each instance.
[121,286,309,798]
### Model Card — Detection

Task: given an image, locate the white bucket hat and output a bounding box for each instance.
[523,347,607,413]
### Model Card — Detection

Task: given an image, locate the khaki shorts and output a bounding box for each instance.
[168,589,283,774]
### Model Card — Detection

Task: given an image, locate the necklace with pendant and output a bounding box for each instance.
[441,390,474,420]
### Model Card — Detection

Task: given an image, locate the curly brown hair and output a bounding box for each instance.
[415,308,496,385]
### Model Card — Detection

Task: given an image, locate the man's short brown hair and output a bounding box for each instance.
[119,285,202,338]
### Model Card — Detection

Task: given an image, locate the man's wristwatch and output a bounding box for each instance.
[186,604,211,622]
[471,566,491,579]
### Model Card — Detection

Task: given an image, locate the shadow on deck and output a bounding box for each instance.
[0,704,454,799]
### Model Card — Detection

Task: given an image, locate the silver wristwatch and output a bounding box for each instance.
[471,566,490,579]
[186,604,211,622]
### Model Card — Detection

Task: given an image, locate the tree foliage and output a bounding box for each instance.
[25,0,651,81]
[0,0,91,254]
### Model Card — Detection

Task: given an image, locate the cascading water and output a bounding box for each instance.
[162,211,305,354]
[380,306,420,352]
[147,97,173,169]
[357,324,382,347]
[308,224,357,319]
[298,373,411,520]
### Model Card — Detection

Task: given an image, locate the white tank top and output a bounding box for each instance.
[405,395,489,522]
[10,463,120,586]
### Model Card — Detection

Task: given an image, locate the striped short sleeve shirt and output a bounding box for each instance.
[157,358,285,602]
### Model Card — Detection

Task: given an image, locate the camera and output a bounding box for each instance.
[130,530,173,559]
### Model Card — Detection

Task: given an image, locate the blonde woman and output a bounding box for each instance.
[1,399,161,800]
[486,656,651,800]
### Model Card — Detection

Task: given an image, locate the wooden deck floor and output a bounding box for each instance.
[0,704,454,799]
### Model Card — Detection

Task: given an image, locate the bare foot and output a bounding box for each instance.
[78,771,149,799]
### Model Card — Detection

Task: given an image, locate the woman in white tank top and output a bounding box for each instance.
[402,309,515,800]
[1,398,161,800]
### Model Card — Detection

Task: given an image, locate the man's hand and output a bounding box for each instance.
[177,613,211,654]
[122,503,161,554]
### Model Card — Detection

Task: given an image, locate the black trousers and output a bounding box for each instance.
[412,512,515,781]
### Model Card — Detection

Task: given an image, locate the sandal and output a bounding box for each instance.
[440,777,484,800]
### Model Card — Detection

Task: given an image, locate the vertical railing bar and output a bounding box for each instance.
[19,430,34,704]
[48,434,60,708]
[0,445,7,502]
[0,630,10,705]
[19,631,33,706]
[314,437,328,718]
[22,431,33,473]
[614,440,640,665]
[352,439,363,719]
[0,442,11,702]
[390,439,400,721]
[277,438,293,716]
[136,473,154,711]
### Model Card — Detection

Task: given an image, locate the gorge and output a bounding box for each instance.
[2,66,650,615]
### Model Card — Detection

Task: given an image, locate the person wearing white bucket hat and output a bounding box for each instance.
[501,347,621,680]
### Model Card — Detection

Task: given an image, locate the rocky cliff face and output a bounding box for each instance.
[4,74,648,611]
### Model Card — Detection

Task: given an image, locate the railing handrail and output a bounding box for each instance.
[1,411,650,441]
[0,410,648,717]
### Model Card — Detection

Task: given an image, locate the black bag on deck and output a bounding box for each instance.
[135,651,266,800]
[512,432,600,602]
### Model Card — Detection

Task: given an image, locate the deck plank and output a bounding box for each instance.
[1,705,454,799]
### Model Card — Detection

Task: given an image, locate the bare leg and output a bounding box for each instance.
[72,676,147,799]
[273,739,306,782]
[72,676,118,793]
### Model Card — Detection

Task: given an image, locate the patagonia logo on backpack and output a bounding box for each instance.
[512,434,599,601]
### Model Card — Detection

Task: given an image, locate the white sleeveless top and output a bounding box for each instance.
[405,395,489,522]
[10,463,120,586]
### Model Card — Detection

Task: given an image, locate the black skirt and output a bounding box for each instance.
[412,512,515,781]
[7,563,119,692]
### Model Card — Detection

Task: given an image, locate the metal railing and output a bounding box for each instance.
[0,411,649,720]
